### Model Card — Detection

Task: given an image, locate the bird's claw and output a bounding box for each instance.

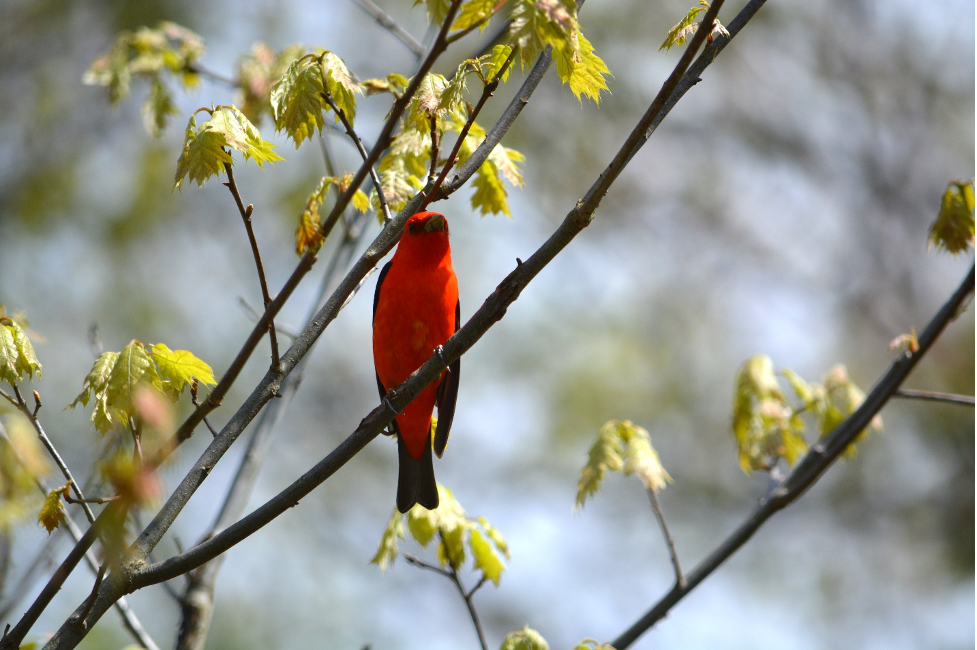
[382,395,399,416]
[434,345,448,367]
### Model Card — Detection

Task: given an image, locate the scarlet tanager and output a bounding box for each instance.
[373,211,460,513]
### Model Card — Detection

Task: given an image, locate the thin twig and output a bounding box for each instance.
[351,0,425,57]
[10,386,96,525]
[647,488,684,588]
[424,44,517,209]
[321,92,392,223]
[403,553,452,577]
[438,532,489,650]
[223,162,281,370]
[237,297,300,340]
[893,388,974,406]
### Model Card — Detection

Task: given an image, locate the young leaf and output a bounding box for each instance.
[271,56,327,147]
[142,77,177,138]
[500,626,550,650]
[508,0,578,67]
[621,424,672,493]
[174,107,282,189]
[470,526,505,584]
[173,114,233,189]
[572,642,615,650]
[575,420,624,508]
[38,482,70,534]
[414,0,453,25]
[555,30,611,105]
[237,42,305,124]
[296,208,325,255]
[371,507,406,571]
[70,351,118,409]
[149,342,216,394]
[107,341,161,417]
[453,0,497,32]
[487,44,515,84]
[472,159,512,217]
[0,317,42,385]
[929,180,975,255]
[320,51,362,125]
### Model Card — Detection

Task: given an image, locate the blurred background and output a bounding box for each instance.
[0,0,973,648]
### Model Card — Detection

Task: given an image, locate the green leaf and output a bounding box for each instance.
[371,507,406,571]
[453,0,497,31]
[929,180,975,255]
[661,1,707,51]
[237,42,306,124]
[500,626,550,650]
[470,527,505,584]
[414,0,453,25]
[572,642,615,650]
[508,0,578,67]
[142,77,178,138]
[472,159,512,217]
[404,73,449,132]
[174,107,282,189]
[149,343,216,395]
[0,318,42,385]
[575,420,624,508]
[555,30,611,105]
[38,482,69,534]
[0,414,50,532]
[477,516,510,559]
[271,56,327,147]
[70,351,118,409]
[105,341,161,429]
[372,158,423,215]
[487,44,515,84]
[620,423,672,493]
[173,114,233,189]
[320,51,362,125]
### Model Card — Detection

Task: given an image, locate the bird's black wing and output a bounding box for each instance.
[373,261,397,437]
[433,298,460,458]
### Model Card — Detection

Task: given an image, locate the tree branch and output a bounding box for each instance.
[610,263,975,649]
[223,163,280,369]
[647,488,684,588]
[893,388,974,406]
[351,0,425,57]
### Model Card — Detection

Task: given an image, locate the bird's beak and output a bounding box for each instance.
[424,214,447,233]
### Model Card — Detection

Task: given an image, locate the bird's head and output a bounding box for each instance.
[396,211,451,262]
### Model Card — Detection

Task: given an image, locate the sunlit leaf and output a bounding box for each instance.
[320,51,362,125]
[38,482,70,534]
[929,180,975,255]
[0,414,49,531]
[471,158,512,217]
[453,0,497,32]
[555,30,611,105]
[414,0,453,25]
[470,526,505,584]
[150,342,216,394]
[296,208,325,255]
[271,56,327,147]
[500,626,550,650]
[575,420,624,508]
[621,424,672,493]
[0,317,41,385]
[371,507,406,571]
[237,42,305,124]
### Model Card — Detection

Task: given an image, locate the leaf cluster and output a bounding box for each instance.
[0,313,42,386]
[173,106,282,189]
[296,174,370,255]
[929,180,975,255]
[731,354,882,474]
[83,22,205,137]
[660,1,730,51]
[576,420,671,509]
[69,340,216,435]
[372,484,509,585]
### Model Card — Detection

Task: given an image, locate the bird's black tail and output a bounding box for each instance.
[396,433,439,513]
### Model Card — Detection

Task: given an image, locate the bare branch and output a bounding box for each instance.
[351,0,425,58]
[647,488,684,588]
[894,388,974,406]
[223,163,280,369]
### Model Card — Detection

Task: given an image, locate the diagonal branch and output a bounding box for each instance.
[610,263,975,649]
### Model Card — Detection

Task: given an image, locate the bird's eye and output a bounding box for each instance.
[407,222,417,233]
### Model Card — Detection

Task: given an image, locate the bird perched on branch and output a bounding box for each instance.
[373,211,460,513]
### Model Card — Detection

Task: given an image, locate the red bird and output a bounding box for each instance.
[373,211,460,512]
